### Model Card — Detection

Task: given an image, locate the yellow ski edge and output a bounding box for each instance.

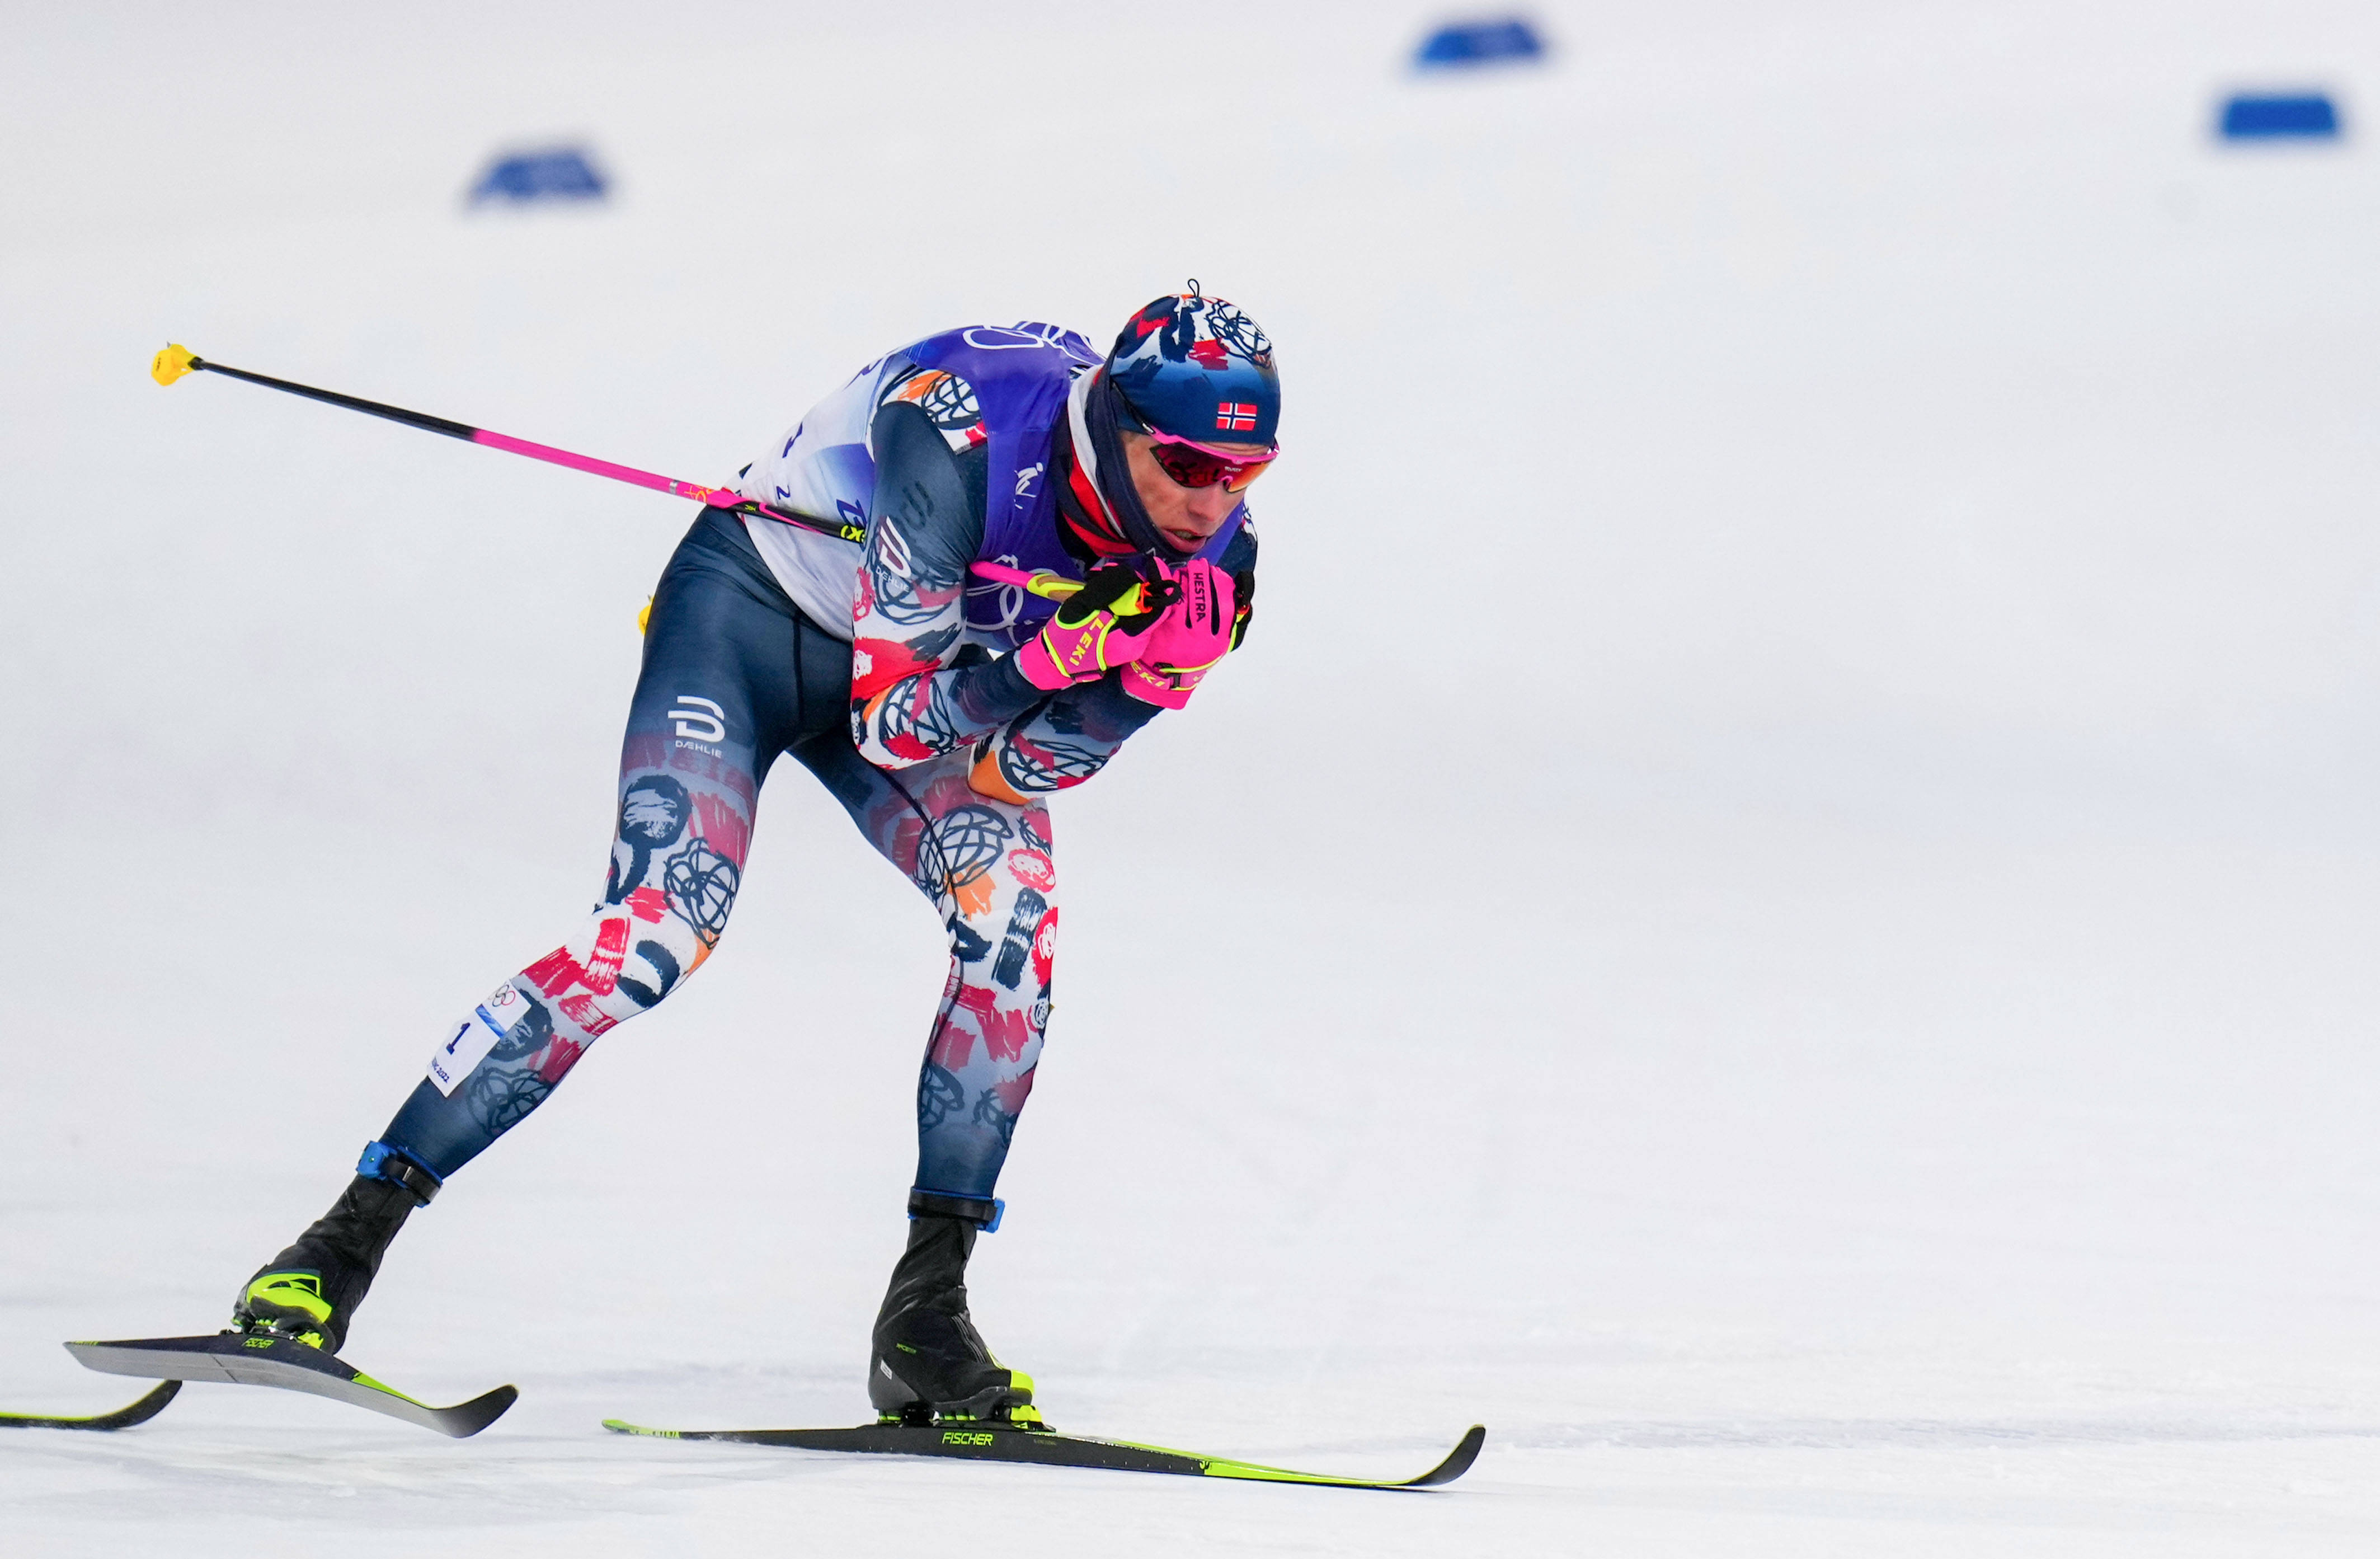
[603,1419,684,1438]
[347,1370,437,1409]
[1089,1435,1421,1486]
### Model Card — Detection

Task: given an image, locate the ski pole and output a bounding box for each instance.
[149,342,866,546]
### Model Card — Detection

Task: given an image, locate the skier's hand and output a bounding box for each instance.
[1120,559,1238,709]
[1013,555,1180,691]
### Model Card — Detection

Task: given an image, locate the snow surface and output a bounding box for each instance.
[8,1,2380,1552]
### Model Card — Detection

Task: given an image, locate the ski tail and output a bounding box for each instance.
[0,1379,182,1432]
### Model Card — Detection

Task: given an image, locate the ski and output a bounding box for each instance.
[65,1334,515,1439]
[0,1379,181,1432]
[603,1416,1485,1489]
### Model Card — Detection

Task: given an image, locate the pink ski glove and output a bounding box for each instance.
[1013,555,1181,692]
[1121,560,1238,709]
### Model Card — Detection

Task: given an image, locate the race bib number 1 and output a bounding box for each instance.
[425,984,529,1095]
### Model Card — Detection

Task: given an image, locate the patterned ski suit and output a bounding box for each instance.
[375,323,1257,1208]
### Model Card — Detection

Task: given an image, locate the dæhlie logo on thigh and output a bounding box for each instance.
[669,694,726,750]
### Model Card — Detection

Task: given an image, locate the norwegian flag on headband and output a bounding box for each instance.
[1215,402,1259,431]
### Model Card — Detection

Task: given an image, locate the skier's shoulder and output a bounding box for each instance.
[893,323,1099,417]
[867,320,1094,475]
[903,321,1100,373]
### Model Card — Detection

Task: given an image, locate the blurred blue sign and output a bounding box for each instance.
[1415,17,1546,70]
[470,147,609,204]
[2218,93,2341,141]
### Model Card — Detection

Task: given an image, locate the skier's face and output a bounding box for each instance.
[1122,431,1267,553]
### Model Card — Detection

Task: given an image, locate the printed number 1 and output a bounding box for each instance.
[444,1022,469,1055]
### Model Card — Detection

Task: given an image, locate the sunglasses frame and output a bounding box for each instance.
[1109,374,1278,493]
[1145,433,1276,494]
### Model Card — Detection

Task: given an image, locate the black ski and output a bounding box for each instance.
[0,1379,182,1432]
[67,1334,515,1438]
[603,1416,1485,1489]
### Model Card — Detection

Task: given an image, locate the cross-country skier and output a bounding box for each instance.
[224,289,1278,1427]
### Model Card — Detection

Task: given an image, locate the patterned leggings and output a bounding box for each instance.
[378,510,1054,1202]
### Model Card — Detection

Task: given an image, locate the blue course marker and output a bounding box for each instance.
[1415,17,1547,70]
[2218,93,2342,141]
[469,147,609,204]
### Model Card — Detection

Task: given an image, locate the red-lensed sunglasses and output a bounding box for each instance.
[1143,428,1279,493]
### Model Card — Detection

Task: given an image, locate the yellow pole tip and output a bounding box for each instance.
[150,344,195,386]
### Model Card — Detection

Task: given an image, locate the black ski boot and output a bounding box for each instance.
[868,1202,1040,1427]
[231,1148,438,1353]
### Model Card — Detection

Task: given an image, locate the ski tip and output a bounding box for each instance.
[0,1379,184,1433]
[438,1384,520,1439]
[1405,1425,1487,1488]
[111,1379,185,1429]
[601,1419,682,1439]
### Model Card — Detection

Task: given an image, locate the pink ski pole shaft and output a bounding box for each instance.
[150,342,866,546]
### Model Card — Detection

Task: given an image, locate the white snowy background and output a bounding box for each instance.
[6,1,2380,1552]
